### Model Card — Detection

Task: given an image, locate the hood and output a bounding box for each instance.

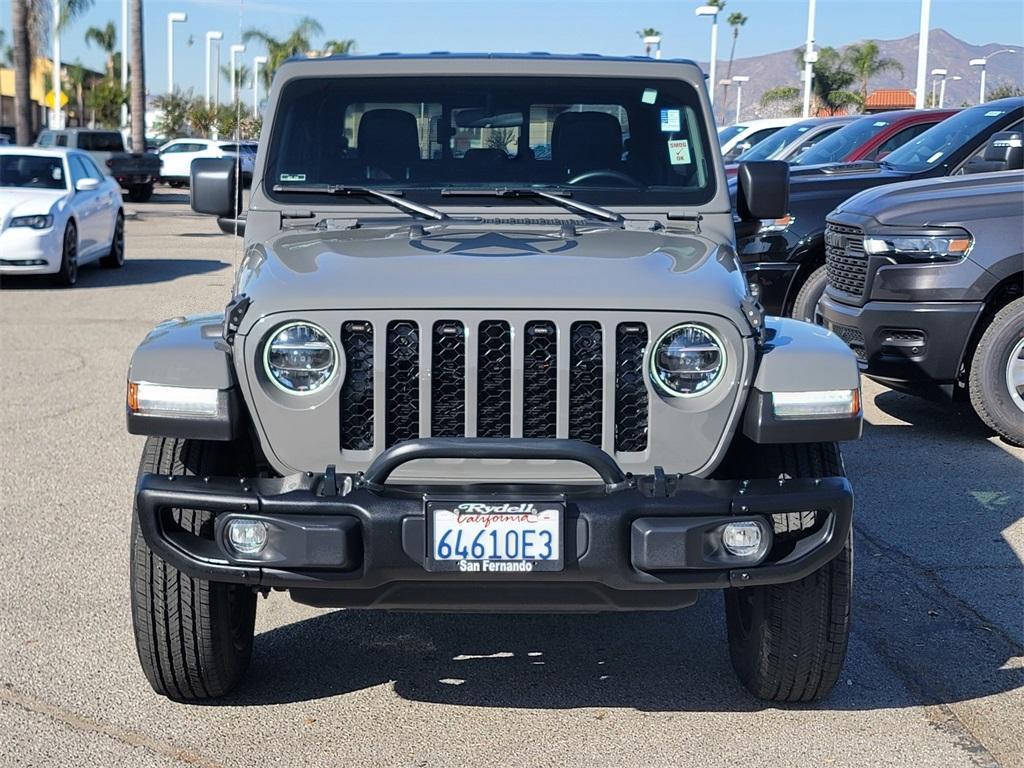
[834,170,1024,227]
[235,221,751,329]
[0,188,66,223]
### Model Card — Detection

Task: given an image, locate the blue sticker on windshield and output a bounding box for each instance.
[660,109,681,132]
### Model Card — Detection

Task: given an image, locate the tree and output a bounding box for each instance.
[11,0,94,144]
[721,11,748,115]
[220,63,251,95]
[186,100,217,137]
[795,46,861,115]
[636,27,661,58]
[844,40,903,104]
[243,16,324,89]
[85,21,117,78]
[62,62,88,125]
[322,39,356,56]
[760,85,802,117]
[129,0,145,152]
[987,82,1024,100]
[85,78,126,126]
[153,91,192,139]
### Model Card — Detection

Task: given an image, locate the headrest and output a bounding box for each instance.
[357,109,421,165]
[551,111,622,175]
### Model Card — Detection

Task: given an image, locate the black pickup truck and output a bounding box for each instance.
[35,128,161,202]
[733,97,1024,318]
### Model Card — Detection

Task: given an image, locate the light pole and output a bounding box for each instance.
[643,35,662,60]
[166,11,187,95]
[800,0,817,118]
[51,0,62,129]
[253,56,268,114]
[930,68,946,107]
[695,6,720,107]
[939,74,961,108]
[970,49,1017,104]
[120,0,128,129]
[229,44,246,105]
[205,31,223,107]
[914,0,932,108]
[732,75,750,123]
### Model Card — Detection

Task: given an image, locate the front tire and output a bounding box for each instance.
[52,222,78,287]
[100,212,125,268]
[127,183,154,202]
[969,297,1024,446]
[790,265,828,323]
[724,442,852,702]
[130,437,257,700]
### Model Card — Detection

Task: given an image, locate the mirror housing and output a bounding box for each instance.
[736,160,790,220]
[75,178,100,192]
[983,131,1023,171]
[191,157,243,218]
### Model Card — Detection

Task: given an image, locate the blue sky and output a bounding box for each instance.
[3,0,1023,95]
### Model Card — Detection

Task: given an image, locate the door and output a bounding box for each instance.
[67,155,104,258]
[159,141,197,179]
[80,154,117,251]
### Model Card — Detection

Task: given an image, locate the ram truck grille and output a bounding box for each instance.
[339,316,650,456]
[824,222,868,298]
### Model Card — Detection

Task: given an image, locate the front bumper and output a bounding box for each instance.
[136,438,853,612]
[0,227,60,274]
[820,292,983,388]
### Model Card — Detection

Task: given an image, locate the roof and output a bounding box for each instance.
[0,146,81,158]
[284,51,699,66]
[864,89,916,110]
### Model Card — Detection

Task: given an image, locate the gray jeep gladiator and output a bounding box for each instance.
[126,54,862,702]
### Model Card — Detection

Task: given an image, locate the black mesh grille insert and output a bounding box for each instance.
[824,222,867,297]
[431,320,466,437]
[523,321,557,438]
[569,321,603,446]
[477,320,512,438]
[385,320,420,446]
[614,323,649,452]
[339,321,374,450]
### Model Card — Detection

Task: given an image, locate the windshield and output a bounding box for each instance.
[882,105,1014,172]
[717,124,746,145]
[791,116,893,166]
[0,154,67,189]
[736,123,815,161]
[266,75,716,208]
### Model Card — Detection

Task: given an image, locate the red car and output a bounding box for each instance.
[787,108,958,167]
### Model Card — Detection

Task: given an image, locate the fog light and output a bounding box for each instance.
[722,521,763,557]
[226,519,268,555]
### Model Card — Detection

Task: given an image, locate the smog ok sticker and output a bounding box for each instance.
[668,139,692,165]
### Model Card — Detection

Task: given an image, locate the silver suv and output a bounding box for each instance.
[125,54,861,703]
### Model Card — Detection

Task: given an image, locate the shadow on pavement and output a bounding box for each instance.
[0,258,229,290]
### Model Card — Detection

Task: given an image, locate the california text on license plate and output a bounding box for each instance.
[426,501,564,572]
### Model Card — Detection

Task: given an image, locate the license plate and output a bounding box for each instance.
[426,500,564,572]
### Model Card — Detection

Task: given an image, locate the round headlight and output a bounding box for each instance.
[263,322,338,394]
[650,324,726,397]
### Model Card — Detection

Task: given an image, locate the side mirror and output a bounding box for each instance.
[983,131,1023,171]
[190,157,243,218]
[75,178,100,192]
[736,160,790,220]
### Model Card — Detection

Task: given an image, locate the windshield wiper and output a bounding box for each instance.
[441,187,623,224]
[271,183,448,221]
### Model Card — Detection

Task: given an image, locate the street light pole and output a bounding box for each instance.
[939,75,960,108]
[230,44,246,105]
[120,0,128,129]
[253,56,268,114]
[914,0,932,109]
[970,49,1017,104]
[801,0,817,118]
[732,75,750,123]
[695,6,720,108]
[930,68,946,107]
[51,0,62,129]
[167,12,187,95]
[205,31,223,107]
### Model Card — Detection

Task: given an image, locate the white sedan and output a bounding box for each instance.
[157,138,256,187]
[0,147,125,287]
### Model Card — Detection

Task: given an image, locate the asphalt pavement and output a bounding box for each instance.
[1,189,1021,768]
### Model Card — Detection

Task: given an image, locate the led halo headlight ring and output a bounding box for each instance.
[262,320,340,395]
[649,323,727,398]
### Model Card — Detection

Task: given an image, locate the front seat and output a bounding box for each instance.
[551,111,623,179]
[357,109,421,181]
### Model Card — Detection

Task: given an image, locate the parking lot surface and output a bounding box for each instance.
[1,190,1021,768]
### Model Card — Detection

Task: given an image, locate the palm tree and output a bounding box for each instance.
[720,12,748,115]
[636,27,661,58]
[323,39,356,56]
[220,63,251,96]
[243,16,324,89]
[844,40,903,104]
[63,62,88,125]
[129,0,145,152]
[85,21,117,79]
[11,0,94,144]
[795,46,861,115]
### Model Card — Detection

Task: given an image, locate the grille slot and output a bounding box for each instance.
[385,320,420,447]
[614,323,649,452]
[825,222,868,297]
[339,321,374,450]
[523,321,558,438]
[431,320,466,437]
[829,322,867,361]
[477,320,512,438]
[569,321,603,446]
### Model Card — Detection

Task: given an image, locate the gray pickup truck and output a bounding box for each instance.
[125,53,862,703]
[820,152,1024,445]
[36,128,160,202]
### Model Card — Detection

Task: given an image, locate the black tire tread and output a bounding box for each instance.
[968,297,1024,446]
[790,264,828,323]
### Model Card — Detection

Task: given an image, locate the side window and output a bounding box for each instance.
[959,119,1024,173]
[724,127,779,161]
[37,132,55,147]
[55,133,68,147]
[865,123,931,161]
[80,155,106,180]
[68,156,89,187]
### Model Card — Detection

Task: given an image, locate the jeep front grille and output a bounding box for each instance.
[824,222,868,297]
[338,317,651,455]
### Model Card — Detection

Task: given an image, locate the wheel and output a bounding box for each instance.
[724,442,852,702]
[969,297,1024,446]
[130,437,257,700]
[127,183,154,202]
[790,265,828,323]
[100,212,125,268]
[52,222,78,287]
